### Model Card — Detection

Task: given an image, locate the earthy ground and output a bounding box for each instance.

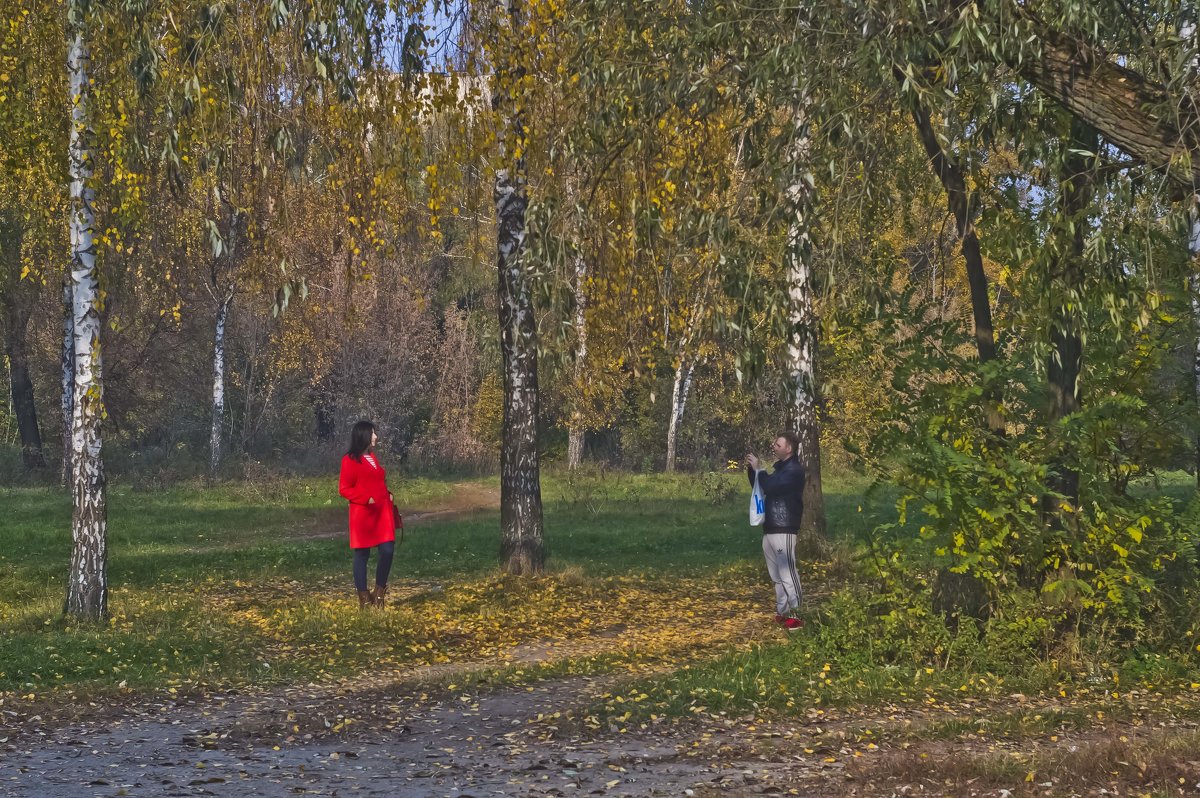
[5,485,1200,797]
[6,638,1200,797]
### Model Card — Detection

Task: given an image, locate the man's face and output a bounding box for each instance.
[772,436,794,460]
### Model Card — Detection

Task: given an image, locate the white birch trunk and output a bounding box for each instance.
[60,276,74,487]
[65,23,108,621]
[494,0,543,574]
[567,230,588,470]
[783,95,826,540]
[664,360,694,473]
[209,289,233,476]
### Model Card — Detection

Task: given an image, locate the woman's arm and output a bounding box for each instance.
[338,458,375,504]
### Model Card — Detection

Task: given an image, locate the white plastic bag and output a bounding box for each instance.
[749,472,765,526]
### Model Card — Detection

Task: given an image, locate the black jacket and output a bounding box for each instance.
[747,455,805,532]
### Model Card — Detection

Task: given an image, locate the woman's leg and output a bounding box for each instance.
[369,540,396,607]
[374,540,395,588]
[352,547,371,592]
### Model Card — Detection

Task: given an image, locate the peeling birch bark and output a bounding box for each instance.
[493,0,544,575]
[567,230,588,470]
[61,275,74,487]
[664,360,693,473]
[65,22,108,621]
[783,96,826,540]
[210,288,233,477]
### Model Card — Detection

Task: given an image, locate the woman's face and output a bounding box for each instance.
[370,429,378,449]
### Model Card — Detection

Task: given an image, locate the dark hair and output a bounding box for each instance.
[347,420,375,461]
[776,431,800,457]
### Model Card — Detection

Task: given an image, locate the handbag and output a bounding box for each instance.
[749,472,765,526]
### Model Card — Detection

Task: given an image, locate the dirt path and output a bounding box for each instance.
[0,590,776,796]
[5,632,1200,796]
[9,670,1199,798]
[401,482,501,524]
[292,481,502,542]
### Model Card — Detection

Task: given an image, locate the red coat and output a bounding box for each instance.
[338,453,396,548]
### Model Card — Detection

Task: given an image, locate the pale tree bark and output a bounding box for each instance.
[493,0,544,575]
[65,18,108,621]
[207,198,242,476]
[61,275,74,486]
[566,227,588,470]
[209,287,233,476]
[783,96,826,541]
[664,359,694,473]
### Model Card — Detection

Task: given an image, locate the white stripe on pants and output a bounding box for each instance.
[762,532,802,615]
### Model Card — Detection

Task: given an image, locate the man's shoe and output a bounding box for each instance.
[783,617,804,631]
[773,614,785,624]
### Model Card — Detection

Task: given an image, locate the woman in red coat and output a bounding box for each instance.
[338,420,397,607]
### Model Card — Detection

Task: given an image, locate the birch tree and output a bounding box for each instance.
[489,0,543,573]
[782,94,826,539]
[65,0,108,620]
[566,207,588,470]
[60,276,73,485]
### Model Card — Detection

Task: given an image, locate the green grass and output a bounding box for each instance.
[0,469,870,698]
[3,467,1196,726]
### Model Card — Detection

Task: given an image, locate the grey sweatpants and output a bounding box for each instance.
[762,532,802,615]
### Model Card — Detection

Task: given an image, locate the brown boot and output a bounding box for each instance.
[357,590,373,609]
[371,583,388,607]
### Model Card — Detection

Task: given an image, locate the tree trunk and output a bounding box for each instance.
[1042,120,1095,521]
[314,387,336,443]
[906,92,1006,436]
[4,300,45,469]
[209,289,233,477]
[1007,13,1200,194]
[65,22,108,621]
[61,275,74,487]
[783,96,827,541]
[903,89,999,618]
[664,359,694,473]
[0,212,45,469]
[567,224,588,470]
[1188,213,1199,489]
[494,0,544,575]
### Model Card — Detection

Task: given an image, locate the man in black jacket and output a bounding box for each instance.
[746,432,806,631]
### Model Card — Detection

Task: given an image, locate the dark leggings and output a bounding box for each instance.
[352,541,395,591]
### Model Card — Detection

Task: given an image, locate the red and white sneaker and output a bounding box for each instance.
[782,617,805,631]
[773,614,785,624]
